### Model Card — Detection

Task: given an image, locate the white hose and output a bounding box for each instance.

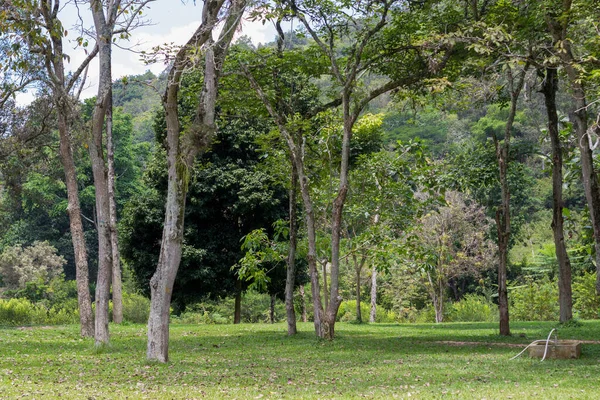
[509,328,557,361]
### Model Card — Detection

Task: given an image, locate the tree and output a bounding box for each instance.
[245,0,454,339]
[413,191,495,323]
[545,1,600,295]
[0,0,99,337]
[146,0,246,362]
[0,241,65,290]
[541,67,573,322]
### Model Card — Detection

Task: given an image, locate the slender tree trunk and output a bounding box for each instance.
[285,163,298,334]
[56,98,94,337]
[322,260,329,310]
[106,96,123,324]
[44,3,94,338]
[369,265,377,323]
[89,6,115,346]
[270,294,276,324]
[494,63,527,336]
[547,6,600,295]
[355,255,362,323]
[299,285,307,322]
[244,66,325,338]
[322,92,354,339]
[234,280,242,324]
[543,67,573,322]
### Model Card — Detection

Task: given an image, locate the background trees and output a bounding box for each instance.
[3,0,600,361]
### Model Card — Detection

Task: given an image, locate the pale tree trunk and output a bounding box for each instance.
[41,1,95,338]
[353,253,366,323]
[90,0,121,346]
[321,92,355,339]
[494,63,528,336]
[369,266,377,323]
[106,97,123,324]
[299,285,307,322]
[426,271,443,323]
[285,164,298,334]
[146,0,246,362]
[542,67,573,322]
[321,260,329,310]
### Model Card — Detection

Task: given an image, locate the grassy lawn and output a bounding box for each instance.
[1,321,600,399]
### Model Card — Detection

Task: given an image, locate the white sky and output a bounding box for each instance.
[16,1,278,105]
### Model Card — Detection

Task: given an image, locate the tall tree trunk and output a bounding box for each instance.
[299,285,307,322]
[542,67,573,322]
[234,280,242,324]
[285,163,298,334]
[106,96,123,324]
[547,5,600,295]
[270,294,276,324]
[146,0,245,362]
[43,2,95,338]
[243,70,325,337]
[355,256,362,323]
[322,92,355,339]
[90,1,117,346]
[494,63,528,336]
[56,98,94,337]
[369,265,377,323]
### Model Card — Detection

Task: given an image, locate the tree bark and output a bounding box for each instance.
[106,96,123,324]
[494,63,528,336]
[285,163,298,334]
[322,260,329,310]
[542,67,573,323]
[369,266,377,323]
[57,98,95,337]
[355,255,362,323]
[270,294,276,324]
[40,0,95,338]
[147,0,246,362]
[90,0,119,346]
[234,280,242,324]
[299,285,307,322]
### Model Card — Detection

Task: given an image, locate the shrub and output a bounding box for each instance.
[121,292,151,323]
[0,241,65,290]
[449,294,497,322]
[336,300,397,323]
[0,298,78,326]
[573,272,600,319]
[511,278,558,321]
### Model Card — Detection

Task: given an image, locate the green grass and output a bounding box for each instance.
[1,321,600,398]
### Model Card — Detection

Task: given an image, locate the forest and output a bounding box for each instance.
[1,0,600,366]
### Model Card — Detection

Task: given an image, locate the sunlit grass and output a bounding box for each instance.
[0,321,599,398]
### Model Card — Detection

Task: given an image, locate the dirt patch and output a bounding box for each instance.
[428,340,600,348]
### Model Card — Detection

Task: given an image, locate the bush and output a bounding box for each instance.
[336,300,397,323]
[449,294,497,322]
[573,272,600,319]
[121,292,151,323]
[0,298,78,326]
[511,278,558,321]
